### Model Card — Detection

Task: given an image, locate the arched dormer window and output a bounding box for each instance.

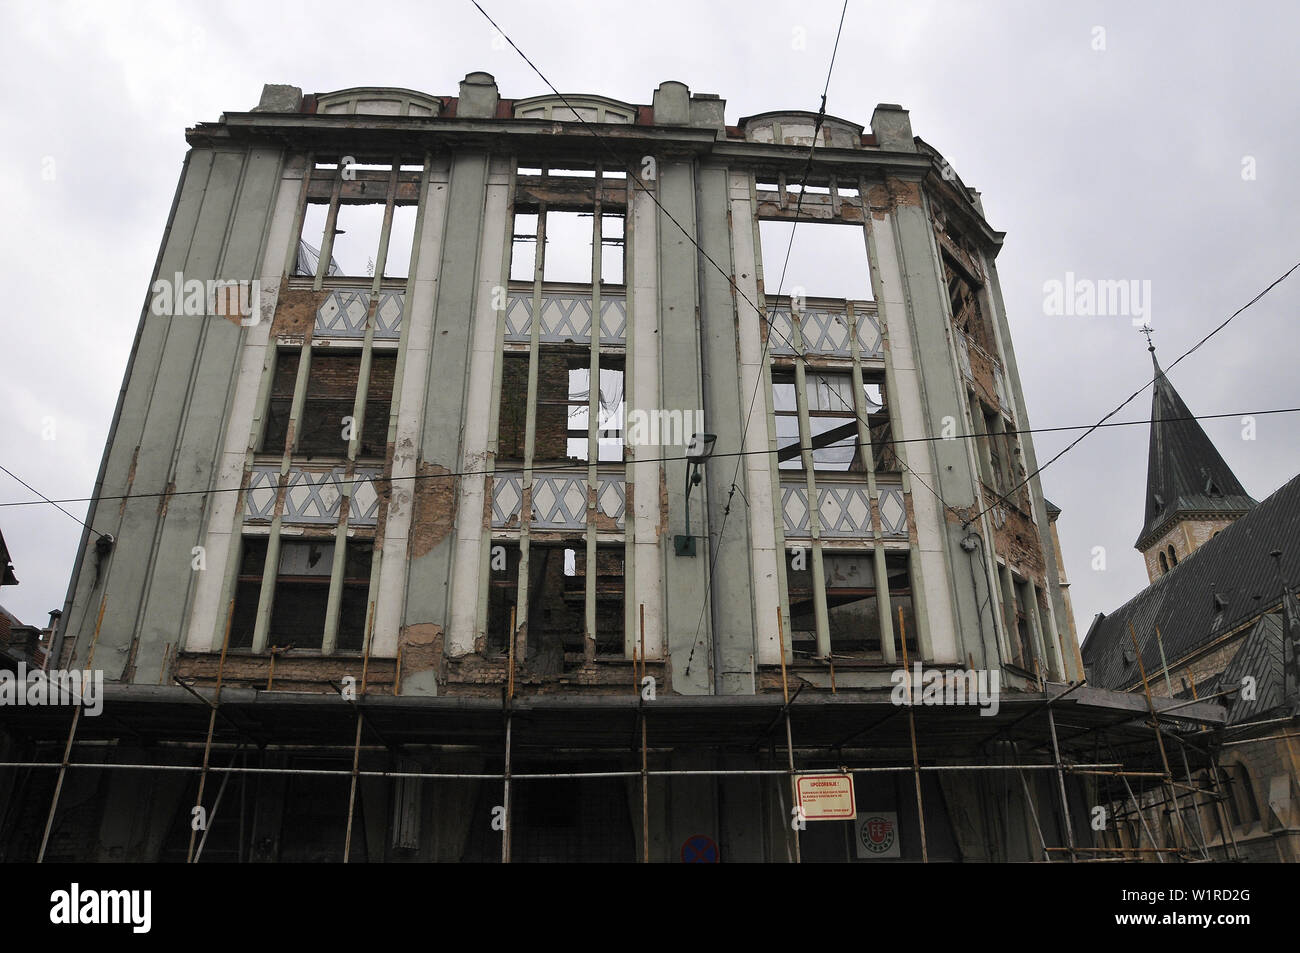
[513,94,636,124]
[1167,545,1177,567]
[1158,552,1169,574]
[315,87,440,118]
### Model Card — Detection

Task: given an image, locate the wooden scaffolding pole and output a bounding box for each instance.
[343,601,376,863]
[639,604,650,864]
[1153,626,1210,859]
[37,596,107,863]
[776,608,801,863]
[1045,701,1077,862]
[898,606,928,863]
[1128,622,1191,858]
[187,598,235,863]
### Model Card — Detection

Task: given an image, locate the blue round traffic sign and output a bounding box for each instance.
[681,834,719,863]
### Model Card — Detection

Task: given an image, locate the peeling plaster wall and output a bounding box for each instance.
[185,155,303,656]
[656,159,711,695]
[729,171,783,667]
[58,81,1078,699]
[696,162,757,694]
[65,146,287,679]
[446,158,512,656]
[400,153,491,691]
[373,160,450,662]
[869,191,964,666]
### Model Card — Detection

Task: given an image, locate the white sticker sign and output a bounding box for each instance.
[855,812,901,859]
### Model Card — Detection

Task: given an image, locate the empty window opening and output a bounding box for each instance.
[230,537,268,649]
[268,540,333,650]
[1009,576,1036,668]
[298,352,364,457]
[527,544,587,673]
[543,210,593,283]
[886,553,919,656]
[384,204,418,279]
[601,213,625,285]
[786,552,817,655]
[510,212,539,282]
[516,166,543,177]
[772,370,866,471]
[758,220,872,300]
[262,349,300,453]
[359,353,397,457]
[487,542,522,654]
[497,354,530,460]
[825,552,879,657]
[864,375,898,473]
[399,163,424,172]
[979,403,1010,495]
[297,202,337,276]
[331,204,387,277]
[592,546,625,655]
[337,540,373,652]
[535,351,591,461]
[596,361,625,462]
[944,254,994,353]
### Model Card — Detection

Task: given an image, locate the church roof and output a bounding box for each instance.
[1082,472,1300,691]
[1137,350,1255,549]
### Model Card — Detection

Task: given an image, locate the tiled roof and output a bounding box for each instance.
[1083,472,1300,691]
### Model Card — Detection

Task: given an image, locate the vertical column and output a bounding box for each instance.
[629,172,664,660]
[446,158,514,655]
[184,152,303,653]
[728,172,782,667]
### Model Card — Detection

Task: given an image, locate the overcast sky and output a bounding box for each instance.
[1,0,1297,644]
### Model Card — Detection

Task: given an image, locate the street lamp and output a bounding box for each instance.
[674,432,717,557]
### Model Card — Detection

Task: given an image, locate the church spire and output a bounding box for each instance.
[1137,340,1255,569]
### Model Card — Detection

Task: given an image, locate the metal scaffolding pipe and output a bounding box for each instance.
[0,761,1134,779]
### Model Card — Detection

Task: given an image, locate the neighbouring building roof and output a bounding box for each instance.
[1219,612,1290,723]
[0,528,16,586]
[1083,471,1300,691]
[1137,350,1255,548]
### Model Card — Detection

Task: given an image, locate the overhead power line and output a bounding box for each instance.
[4,406,1298,514]
[963,257,1300,528]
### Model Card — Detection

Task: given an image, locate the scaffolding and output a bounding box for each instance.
[0,607,1242,863]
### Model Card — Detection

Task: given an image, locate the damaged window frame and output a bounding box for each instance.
[258,345,397,462]
[784,547,918,662]
[228,532,377,656]
[293,153,423,284]
[486,160,632,665]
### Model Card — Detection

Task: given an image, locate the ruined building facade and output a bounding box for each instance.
[2,75,1111,863]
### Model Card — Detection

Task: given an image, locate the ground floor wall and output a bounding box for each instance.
[1,738,1092,863]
